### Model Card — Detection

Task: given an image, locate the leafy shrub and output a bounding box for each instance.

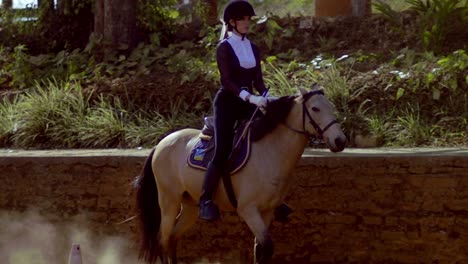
[374,0,468,53]
[407,0,468,53]
[137,0,179,43]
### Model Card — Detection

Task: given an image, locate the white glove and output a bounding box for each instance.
[239,90,267,108]
[267,96,278,103]
[249,95,268,108]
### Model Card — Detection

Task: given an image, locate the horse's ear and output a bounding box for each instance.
[311,83,321,90]
[295,87,306,104]
[294,96,304,104]
[298,87,307,95]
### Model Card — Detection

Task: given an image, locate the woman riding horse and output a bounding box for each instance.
[199,0,291,221]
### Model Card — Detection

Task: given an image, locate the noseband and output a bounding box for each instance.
[284,90,339,139]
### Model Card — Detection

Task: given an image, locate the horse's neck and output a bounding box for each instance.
[261,103,308,172]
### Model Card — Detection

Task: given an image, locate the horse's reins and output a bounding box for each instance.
[232,88,269,150]
[283,90,338,139]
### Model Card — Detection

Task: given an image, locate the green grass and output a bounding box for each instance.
[263,60,298,96]
[74,97,128,148]
[0,96,18,146]
[0,79,204,149]
[11,79,88,148]
[389,105,432,146]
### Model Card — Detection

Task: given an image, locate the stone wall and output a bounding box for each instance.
[1,148,468,263]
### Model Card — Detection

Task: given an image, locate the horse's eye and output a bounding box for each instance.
[312,107,320,112]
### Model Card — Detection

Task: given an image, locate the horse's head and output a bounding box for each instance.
[296,84,346,152]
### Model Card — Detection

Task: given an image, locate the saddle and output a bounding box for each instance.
[187,116,252,174]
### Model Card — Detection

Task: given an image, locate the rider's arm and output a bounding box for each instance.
[216,42,242,96]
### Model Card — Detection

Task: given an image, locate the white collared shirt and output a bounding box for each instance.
[226,33,256,69]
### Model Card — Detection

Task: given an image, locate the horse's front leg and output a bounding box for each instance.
[238,207,275,264]
[168,237,178,264]
[254,234,274,264]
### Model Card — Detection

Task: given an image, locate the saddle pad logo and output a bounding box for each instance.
[193,149,205,161]
[187,131,251,174]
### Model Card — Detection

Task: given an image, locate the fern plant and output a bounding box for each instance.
[373,0,404,28]
[406,0,468,53]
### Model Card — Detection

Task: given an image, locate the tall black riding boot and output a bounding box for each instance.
[199,162,223,221]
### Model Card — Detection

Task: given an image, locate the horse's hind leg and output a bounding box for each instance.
[173,201,198,239]
[169,201,198,263]
[238,207,275,264]
[158,192,183,264]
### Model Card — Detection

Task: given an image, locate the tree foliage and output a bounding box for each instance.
[137,0,179,35]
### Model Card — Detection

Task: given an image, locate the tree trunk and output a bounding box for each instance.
[38,0,55,9]
[203,0,218,26]
[38,0,55,15]
[94,0,137,50]
[2,0,13,9]
[315,0,371,17]
[58,0,72,15]
[352,0,371,16]
[94,0,105,38]
[315,0,352,17]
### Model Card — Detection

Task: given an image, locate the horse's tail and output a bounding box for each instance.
[135,148,161,263]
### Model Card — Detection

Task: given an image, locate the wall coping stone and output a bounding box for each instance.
[1,147,467,158]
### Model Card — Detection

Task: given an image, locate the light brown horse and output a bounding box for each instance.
[135,85,347,264]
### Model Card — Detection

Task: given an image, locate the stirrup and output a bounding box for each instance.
[199,200,220,221]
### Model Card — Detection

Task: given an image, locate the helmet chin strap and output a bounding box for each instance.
[233,22,247,40]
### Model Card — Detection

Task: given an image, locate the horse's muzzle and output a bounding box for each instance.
[329,136,346,153]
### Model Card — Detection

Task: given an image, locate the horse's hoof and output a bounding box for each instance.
[198,200,220,221]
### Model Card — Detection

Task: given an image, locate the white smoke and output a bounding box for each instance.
[0,209,141,264]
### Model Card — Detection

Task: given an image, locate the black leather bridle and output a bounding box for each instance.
[283,90,339,139]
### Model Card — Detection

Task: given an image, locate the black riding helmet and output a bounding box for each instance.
[223,0,256,31]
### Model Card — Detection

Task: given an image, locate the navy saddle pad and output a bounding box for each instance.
[187,129,251,174]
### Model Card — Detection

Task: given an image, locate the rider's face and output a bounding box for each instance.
[230,16,251,35]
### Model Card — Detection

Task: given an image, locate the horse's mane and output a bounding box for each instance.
[250,95,296,142]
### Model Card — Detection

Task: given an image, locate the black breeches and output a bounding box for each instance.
[211,89,259,167]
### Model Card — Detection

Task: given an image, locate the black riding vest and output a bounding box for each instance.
[216,37,267,96]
